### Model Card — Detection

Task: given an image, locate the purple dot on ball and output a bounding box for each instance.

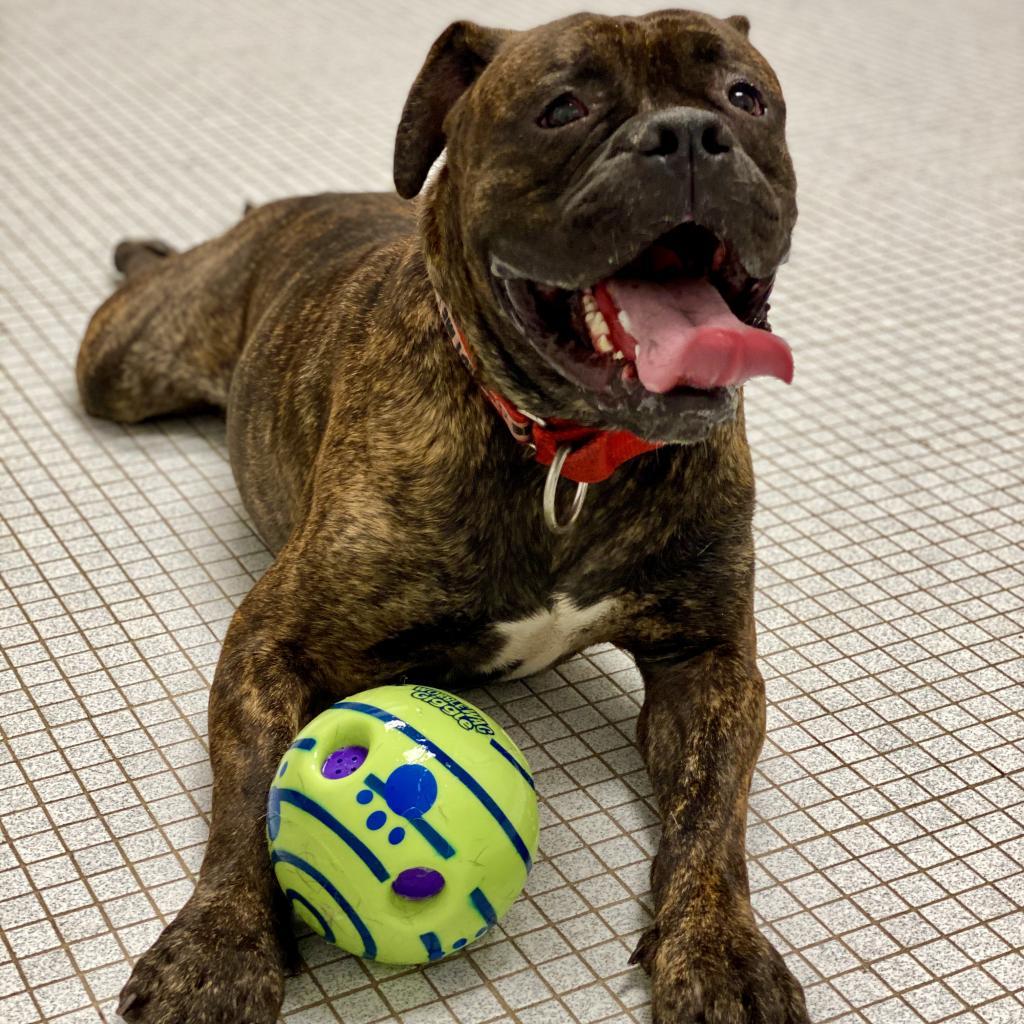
[392,867,445,900]
[322,745,369,780]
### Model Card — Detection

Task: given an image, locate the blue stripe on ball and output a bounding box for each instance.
[489,738,536,789]
[285,888,335,944]
[419,931,444,961]
[267,786,282,840]
[272,849,377,959]
[407,817,455,859]
[470,886,498,927]
[270,787,390,882]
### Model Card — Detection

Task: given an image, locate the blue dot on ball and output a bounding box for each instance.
[385,764,438,818]
[475,927,487,938]
[277,762,288,778]
[453,938,467,949]
[356,789,373,805]
[388,827,406,846]
[366,810,387,831]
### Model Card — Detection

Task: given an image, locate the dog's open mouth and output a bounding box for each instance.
[495,223,793,426]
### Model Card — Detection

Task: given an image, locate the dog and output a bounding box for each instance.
[77,10,807,1023]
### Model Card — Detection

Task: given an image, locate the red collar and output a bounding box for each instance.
[439,303,662,484]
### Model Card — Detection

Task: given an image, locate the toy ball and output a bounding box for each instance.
[267,684,539,964]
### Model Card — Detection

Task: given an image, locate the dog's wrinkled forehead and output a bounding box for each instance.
[394,11,786,201]
[472,11,779,113]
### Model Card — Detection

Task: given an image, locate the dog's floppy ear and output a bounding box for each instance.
[725,14,751,37]
[394,21,510,199]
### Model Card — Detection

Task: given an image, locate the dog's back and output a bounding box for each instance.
[77,192,444,547]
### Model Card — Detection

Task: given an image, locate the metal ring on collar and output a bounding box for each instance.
[543,445,588,534]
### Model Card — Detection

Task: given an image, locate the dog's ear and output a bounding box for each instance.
[394,21,510,199]
[725,15,751,37]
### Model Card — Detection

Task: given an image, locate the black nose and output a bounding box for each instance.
[628,107,734,160]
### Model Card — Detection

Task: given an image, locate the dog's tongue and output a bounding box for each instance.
[601,278,793,393]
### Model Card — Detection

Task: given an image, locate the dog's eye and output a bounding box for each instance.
[727,81,766,116]
[537,93,588,129]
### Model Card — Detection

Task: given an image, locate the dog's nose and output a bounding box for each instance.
[625,107,734,161]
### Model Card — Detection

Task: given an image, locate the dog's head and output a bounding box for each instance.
[396,10,797,444]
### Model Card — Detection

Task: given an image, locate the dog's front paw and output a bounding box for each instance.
[632,915,810,1024]
[117,893,286,1024]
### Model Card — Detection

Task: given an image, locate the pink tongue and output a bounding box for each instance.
[604,278,793,393]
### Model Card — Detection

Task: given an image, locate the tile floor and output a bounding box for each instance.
[1,0,1022,1022]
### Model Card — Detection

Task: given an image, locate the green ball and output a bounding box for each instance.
[267,685,539,964]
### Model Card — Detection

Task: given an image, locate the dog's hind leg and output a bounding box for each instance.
[76,203,294,424]
[112,237,177,277]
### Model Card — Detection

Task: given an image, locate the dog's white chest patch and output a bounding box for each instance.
[483,593,616,680]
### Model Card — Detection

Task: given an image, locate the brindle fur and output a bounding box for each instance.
[78,10,808,1023]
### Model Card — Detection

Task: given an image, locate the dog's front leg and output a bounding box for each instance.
[117,562,348,1024]
[629,637,810,1024]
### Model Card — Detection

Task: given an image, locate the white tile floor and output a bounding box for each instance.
[1,1,1022,1022]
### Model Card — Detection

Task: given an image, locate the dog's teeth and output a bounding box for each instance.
[618,310,633,334]
[582,293,598,315]
[595,334,613,354]
[612,350,624,361]
[587,312,609,336]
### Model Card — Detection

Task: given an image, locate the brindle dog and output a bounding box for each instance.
[77,10,808,1023]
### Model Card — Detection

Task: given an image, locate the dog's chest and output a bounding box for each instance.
[480,593,617,680]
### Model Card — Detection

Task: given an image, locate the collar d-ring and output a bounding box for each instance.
[543,445,588,534]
